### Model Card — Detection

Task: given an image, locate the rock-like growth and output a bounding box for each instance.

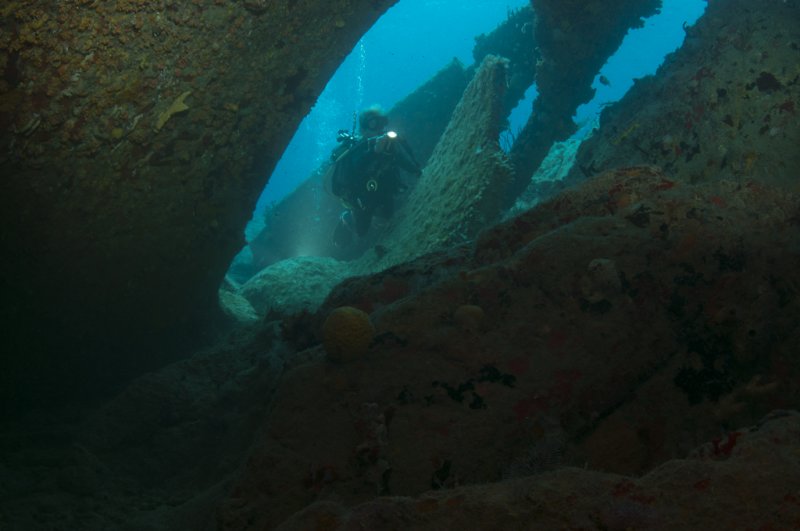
[322,306,375,363]
[241,256,349,317]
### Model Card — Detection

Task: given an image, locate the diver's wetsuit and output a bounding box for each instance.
[329,132,421,246]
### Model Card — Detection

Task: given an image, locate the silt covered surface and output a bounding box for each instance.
[0,0,799,530]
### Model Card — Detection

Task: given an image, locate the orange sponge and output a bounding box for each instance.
[322,306,375,362]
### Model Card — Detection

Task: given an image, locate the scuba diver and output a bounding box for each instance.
[327,106,422,249]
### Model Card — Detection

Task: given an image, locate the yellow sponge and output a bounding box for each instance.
[322,306,375,362]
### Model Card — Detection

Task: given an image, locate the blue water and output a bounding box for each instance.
[256,0,529,214]
[250,0,707,236]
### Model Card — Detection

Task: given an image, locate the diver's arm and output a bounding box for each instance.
[394,137,422,176]
[372,133,421,175]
